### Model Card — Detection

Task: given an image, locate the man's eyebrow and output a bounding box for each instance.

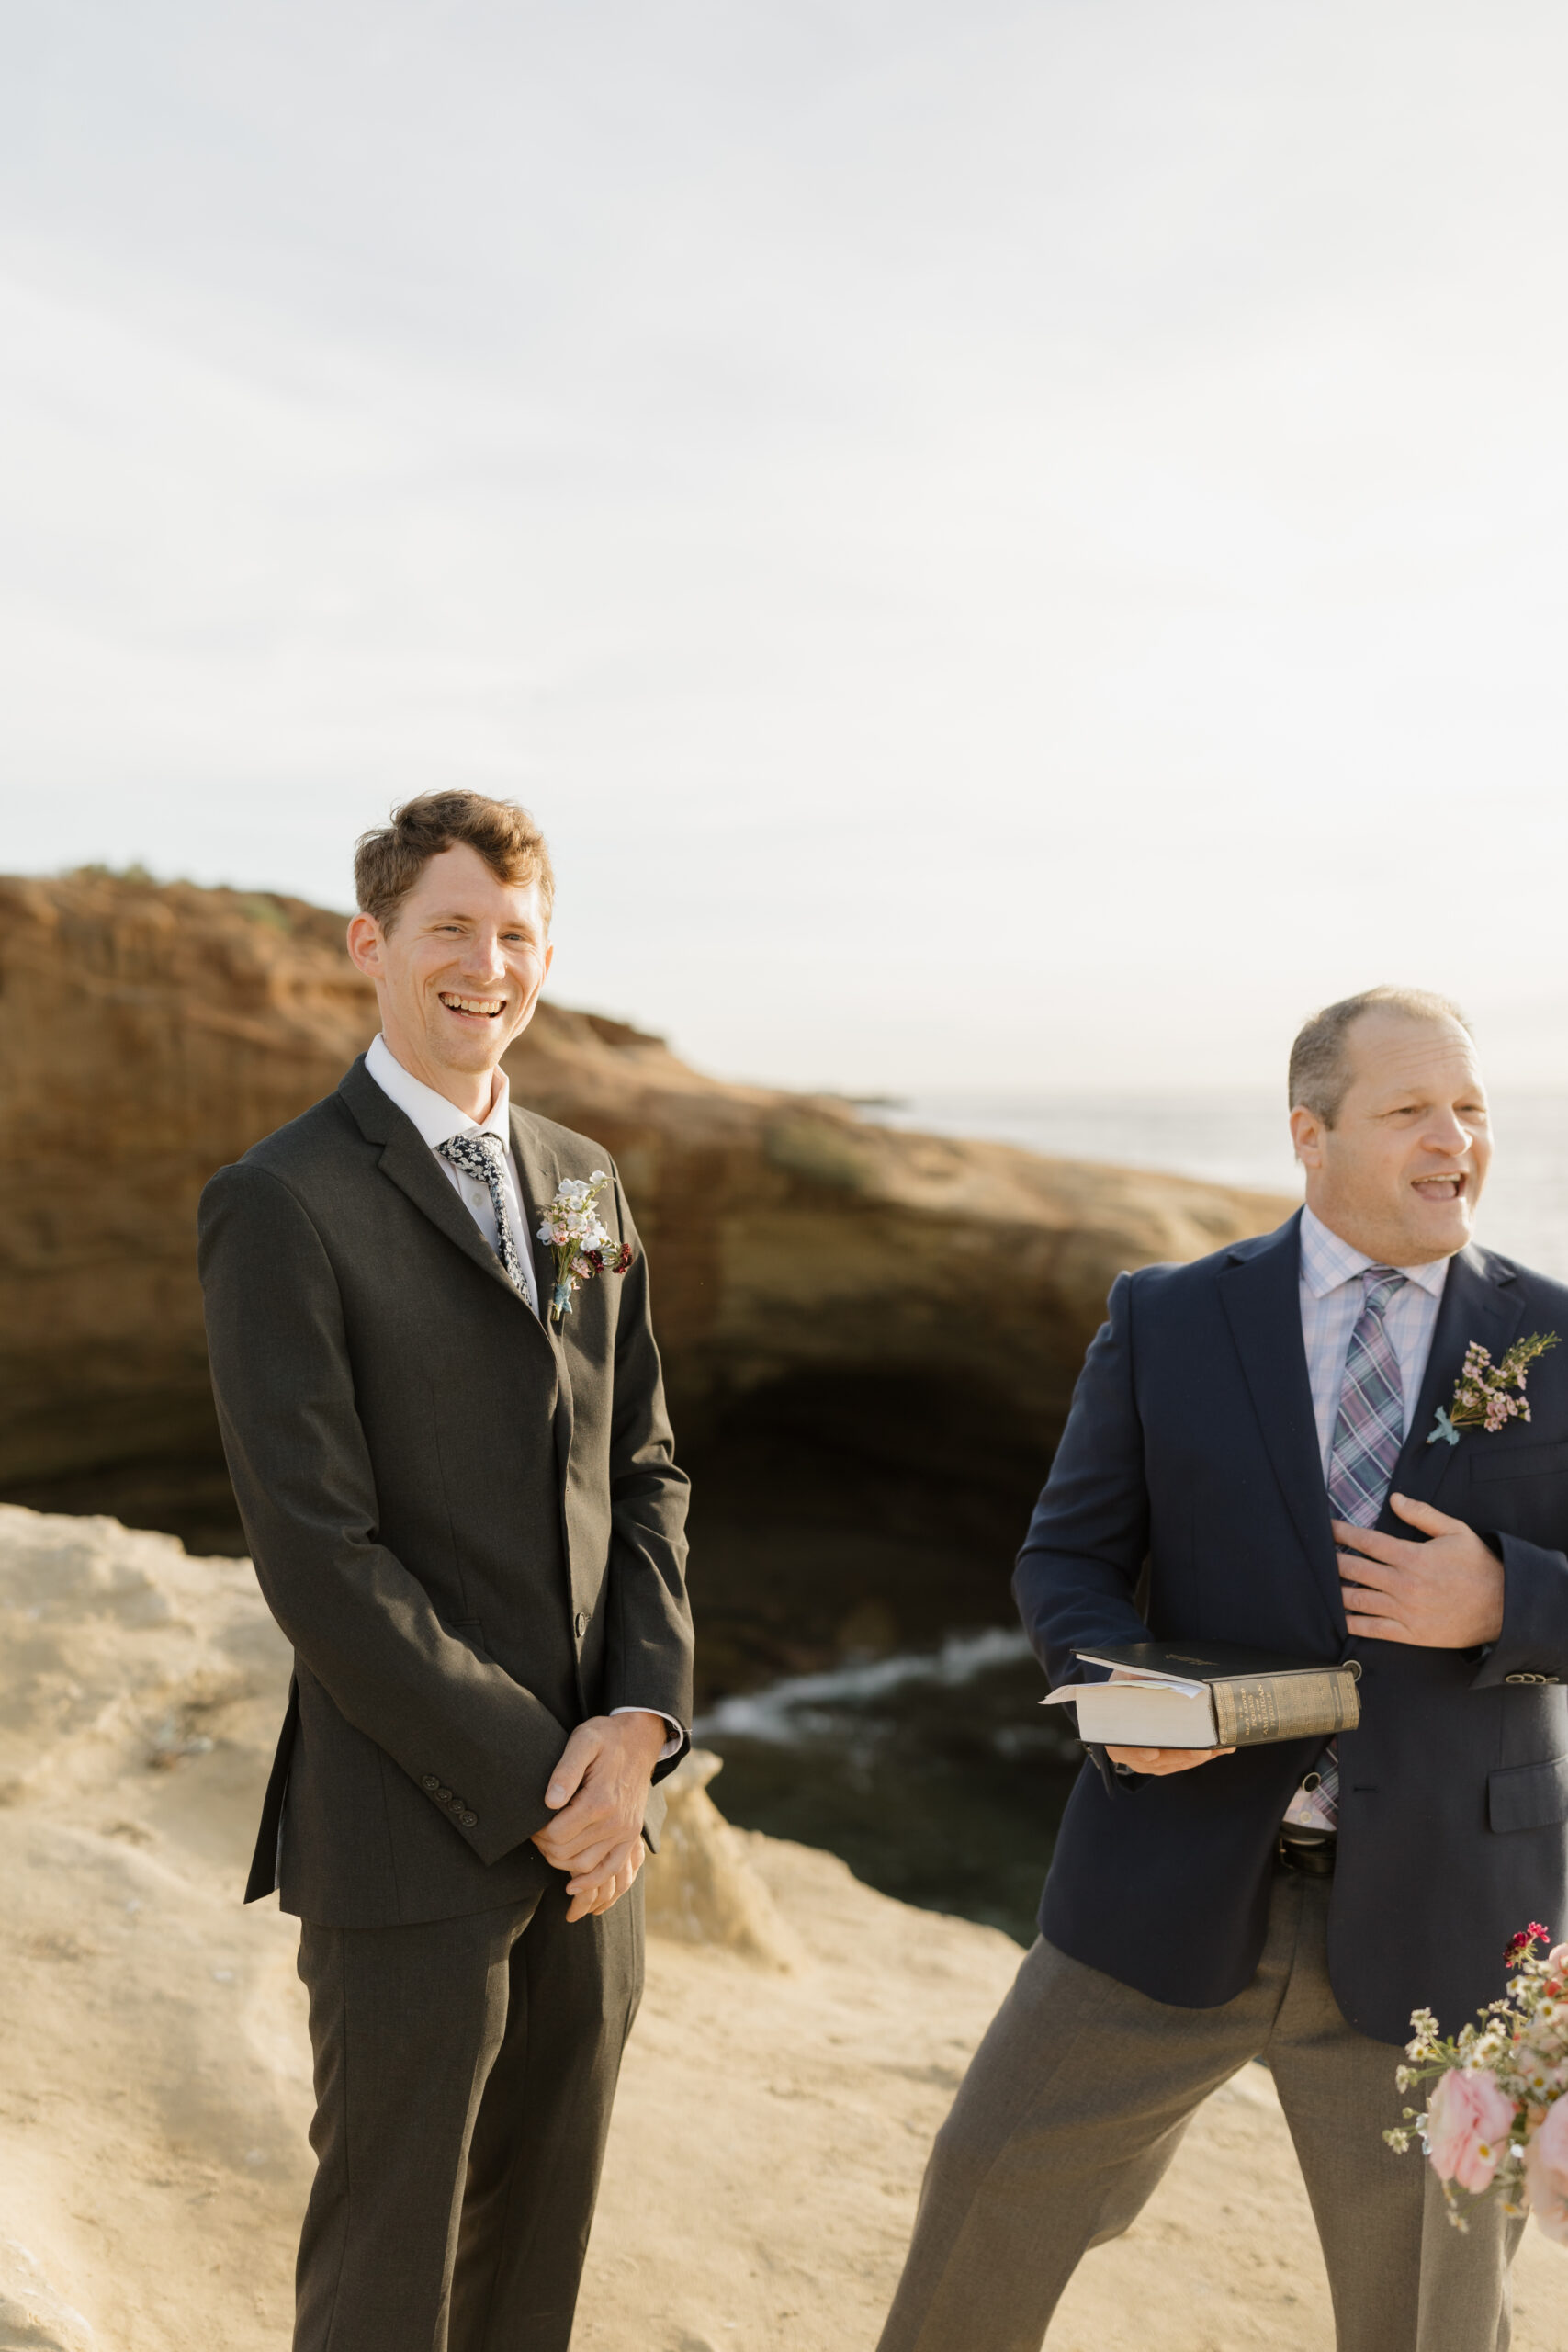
[423,907,540,926]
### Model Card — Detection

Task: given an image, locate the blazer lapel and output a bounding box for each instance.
[1377,1244,1523,1525]
[509,1106,576,1463]
[508,1110,563,1329]
[1218,1213,1345,1634]
[337,1059,557,1359]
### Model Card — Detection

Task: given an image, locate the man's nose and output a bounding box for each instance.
[460,934,508,985]
[1424,1110,1472,1156]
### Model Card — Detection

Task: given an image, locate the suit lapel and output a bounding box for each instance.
[508,1110,564,1329]
[1218,1214,1345,1634]
[509,1106,576,1464]
[1377,1244,1522,1526]
[337,1059,558,1365]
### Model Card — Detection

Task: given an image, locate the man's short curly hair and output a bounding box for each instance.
[1288,986,1472,1127]
[353,792,555,932]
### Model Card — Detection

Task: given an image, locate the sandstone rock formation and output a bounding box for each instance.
[2,1501,1564,2352]
[641,1747,804,1970]
[0,871,1292,1594]
[0,875,1297,1467]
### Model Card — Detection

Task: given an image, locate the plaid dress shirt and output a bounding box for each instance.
[1280,1208,1450,1836]
[1298,1204,1449,1474]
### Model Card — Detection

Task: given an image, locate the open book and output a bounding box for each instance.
[1043,1638,1361,1749]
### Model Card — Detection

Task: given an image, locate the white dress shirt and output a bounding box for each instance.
[365,1034,679,1760]
[1298,1204,1450,1476]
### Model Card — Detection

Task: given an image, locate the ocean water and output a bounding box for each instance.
[873,1087,1568,1281]
[702,1088,1568,1942]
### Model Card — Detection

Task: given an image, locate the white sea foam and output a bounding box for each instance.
[694,1626,1036,1747]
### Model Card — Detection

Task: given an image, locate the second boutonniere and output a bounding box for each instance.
[536,1170,634,1324]
[1427,1331,1561,1447]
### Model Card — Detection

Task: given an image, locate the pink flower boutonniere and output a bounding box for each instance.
[535,1170,634,1324]
[1427,1331,1561,1448]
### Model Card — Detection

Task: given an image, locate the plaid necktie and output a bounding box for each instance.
[1326,1267,1407,1528]
[1285,1265,1406,1838]
[435,1132,527,1297]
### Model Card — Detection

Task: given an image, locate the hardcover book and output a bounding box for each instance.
[1042,1638,1361,1749]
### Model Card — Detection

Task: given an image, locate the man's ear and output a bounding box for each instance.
[1290,1103,1325,1170]
[346,912,384,978]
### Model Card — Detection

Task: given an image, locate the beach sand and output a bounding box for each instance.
[2,1501,1563,2351]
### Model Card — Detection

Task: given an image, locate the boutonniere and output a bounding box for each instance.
[536,1170,634,1323]
[1427,1331,1561,1447]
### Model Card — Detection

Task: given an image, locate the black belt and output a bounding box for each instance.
[1278,1832,1337,1878]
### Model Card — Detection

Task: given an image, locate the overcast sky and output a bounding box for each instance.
[4,1,1568,1091]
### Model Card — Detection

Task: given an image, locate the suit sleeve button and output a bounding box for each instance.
[422,1775,441,1792]
[437,1787,454,1804]
[459,1810,479,1828]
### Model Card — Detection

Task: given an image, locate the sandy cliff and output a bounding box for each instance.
[2,1503,1564,2352]
[0,867,1290,1524]
[0,868,1293,1684]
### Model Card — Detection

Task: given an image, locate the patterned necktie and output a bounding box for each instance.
[435,1133,527,1298]
[1286,1265,1406,1839]
[1326,1267,1407,1528]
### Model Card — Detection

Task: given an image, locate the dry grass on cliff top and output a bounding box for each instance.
[2,1501,1565,2352]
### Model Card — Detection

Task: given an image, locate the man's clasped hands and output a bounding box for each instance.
[531,1710,669,1919]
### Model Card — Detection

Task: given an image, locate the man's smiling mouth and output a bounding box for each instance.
[1413,1173,1468,1203]
[439,992,506,1021]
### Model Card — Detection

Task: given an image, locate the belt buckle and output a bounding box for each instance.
[1278,1831,1337,1878]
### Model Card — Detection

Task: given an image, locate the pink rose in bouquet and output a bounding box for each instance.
[1522,2098,1568,2245]
[1427,2069,1517,2195]
[1388,1925,1568,2237]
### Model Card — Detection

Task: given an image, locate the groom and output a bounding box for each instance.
[879,987,1568,2352]
[199,791,692,2352]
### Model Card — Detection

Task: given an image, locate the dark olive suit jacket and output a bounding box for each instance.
[197,1055,693,1929]
[1017,1213,1568,2045]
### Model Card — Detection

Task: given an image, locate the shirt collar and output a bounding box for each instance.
[365,1033,512,1152]
[1298,1203,1450,1302]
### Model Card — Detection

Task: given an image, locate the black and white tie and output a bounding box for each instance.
[436,1132,527,1298]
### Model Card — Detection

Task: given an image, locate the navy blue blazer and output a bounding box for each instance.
[1015,1211,1568,2045]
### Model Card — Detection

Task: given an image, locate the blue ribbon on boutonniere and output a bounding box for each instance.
[1427,1406,1461,1449]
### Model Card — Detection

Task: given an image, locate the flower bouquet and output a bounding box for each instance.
[1386,1925,1568,2239]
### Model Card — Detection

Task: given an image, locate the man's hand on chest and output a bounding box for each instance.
[1334,1491,1505,1648]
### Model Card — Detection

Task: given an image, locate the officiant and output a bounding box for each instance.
[878,987,1568,2352]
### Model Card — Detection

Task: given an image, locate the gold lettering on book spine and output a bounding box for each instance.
[1211,1671,1360,1747]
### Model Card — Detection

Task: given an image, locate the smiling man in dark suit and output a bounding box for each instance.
[198,792,692,2352]
[878,987,1568,2352]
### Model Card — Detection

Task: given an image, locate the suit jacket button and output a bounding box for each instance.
[459,1810,479,1828]
[423,1775,441,1792]
[438,1786,454,1804]
[574,1611,589,1638]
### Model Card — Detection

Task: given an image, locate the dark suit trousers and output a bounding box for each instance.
[293,1882,644,2352]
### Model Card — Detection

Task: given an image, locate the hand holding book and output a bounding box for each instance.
[1043,1639,1361,1754]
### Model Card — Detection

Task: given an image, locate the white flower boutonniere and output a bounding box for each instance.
[1427,1331,1561,1447]
[536,1170,633,1324]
